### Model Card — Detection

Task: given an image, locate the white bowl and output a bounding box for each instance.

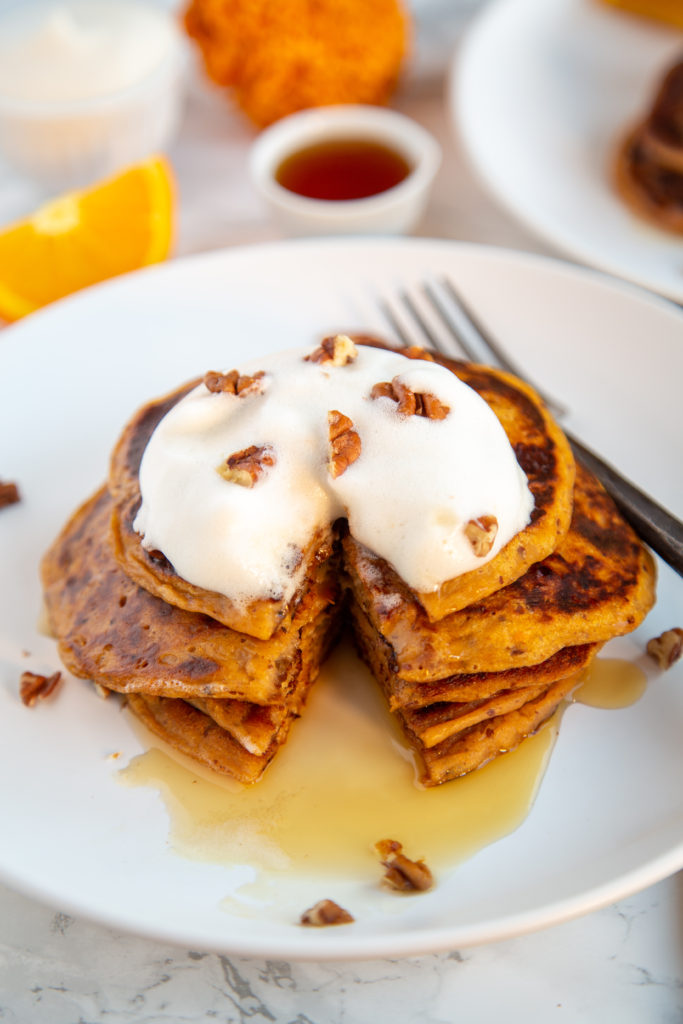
[249,105,442,237]
[0,1,187,189]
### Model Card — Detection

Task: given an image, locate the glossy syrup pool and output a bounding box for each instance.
[572,655,647,709]
[119,647,647,880]
[275,138,412,201]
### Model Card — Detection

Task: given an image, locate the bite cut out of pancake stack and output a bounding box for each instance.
[41,338,656,785]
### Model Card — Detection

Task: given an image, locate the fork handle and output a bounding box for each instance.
[567,432,683,576]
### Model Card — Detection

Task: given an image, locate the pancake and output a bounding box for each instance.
[126,694,295,785]
[614,58,683,234]
[41,487,342,708]
[411,353,575,621]
[39,339,656,787]
[345,462,656,681]
[108,378,336,642]
[350,592,599,776]
[409,674,580,786]
[349,595,599,709]
[108,343,575,637]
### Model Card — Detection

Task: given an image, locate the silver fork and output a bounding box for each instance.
[378,277,683,576]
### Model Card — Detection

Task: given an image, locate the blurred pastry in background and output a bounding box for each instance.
[600,0,683,30]
[614,56,683,234]
[184,0,410,127]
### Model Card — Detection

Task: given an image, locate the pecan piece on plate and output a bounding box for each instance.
[464,514,499,558]
[300,899,355,926]
[20,670,62,707]
[374,839,434,892]
[328,410,361,478]
[647,628,683,670]
[0,480,20,510]
[217,444,275,487]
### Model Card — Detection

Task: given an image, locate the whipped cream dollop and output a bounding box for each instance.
[134,342,534,608]
[0,1,177,104]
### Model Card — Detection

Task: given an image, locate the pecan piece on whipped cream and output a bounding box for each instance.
[20,670,62,707]
[203,369,265,396]
[647,628,683,670]
[328,410,361,478]
[305,334,358,367]
[464,515,499,558]
[0,479,20,509]
[374,839,434,892]
[217,444,275,487]
[300,899,355,926]
[370,377,450,420]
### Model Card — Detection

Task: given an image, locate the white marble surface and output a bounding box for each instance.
[1,875,682,1023]
[1,3,682,1021]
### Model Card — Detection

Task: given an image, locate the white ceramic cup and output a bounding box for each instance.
[0,1,187,189]
[249,105,442,237]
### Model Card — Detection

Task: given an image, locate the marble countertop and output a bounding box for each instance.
[1,4,682,1021]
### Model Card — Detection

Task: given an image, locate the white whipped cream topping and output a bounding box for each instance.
[0,2,176,104]
[134,344,534,607]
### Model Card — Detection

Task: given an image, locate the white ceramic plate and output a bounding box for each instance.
[1,238,682,960]
[453,0,683,302]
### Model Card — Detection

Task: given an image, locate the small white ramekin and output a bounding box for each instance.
[249,105,442,237]
[0,4,187,189]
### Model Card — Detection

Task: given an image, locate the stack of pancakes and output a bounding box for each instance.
[41,342,656,786]
[41,384,343,785]
[615,56,683,234]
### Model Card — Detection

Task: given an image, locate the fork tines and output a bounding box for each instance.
[376,278,683,576]
[380,278,566,418]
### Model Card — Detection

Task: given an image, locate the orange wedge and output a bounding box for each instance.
[0,156,174,322]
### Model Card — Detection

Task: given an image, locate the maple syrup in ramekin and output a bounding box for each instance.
[275,138,412,201]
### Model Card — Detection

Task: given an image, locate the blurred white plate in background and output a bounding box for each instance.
[453,0,683,301]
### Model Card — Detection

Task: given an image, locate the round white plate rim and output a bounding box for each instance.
[452,0,683,303]
[1,235,682,961]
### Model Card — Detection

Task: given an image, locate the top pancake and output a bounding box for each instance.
[408,351,575,620]
[107,342,575,637]
[108,378,336,641]
[345,462,657,681]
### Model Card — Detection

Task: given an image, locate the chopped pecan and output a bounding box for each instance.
[0,480,20,509]
[300,899,355,926]
[328,410,361,478]
[370,377,450,420]
[20,670,61,707]
[464,515,499,557]
[203,369,265,396]
[305,334,358,367]
[217,444,275,487]
[374,839,434,892]
[647,628,683,670]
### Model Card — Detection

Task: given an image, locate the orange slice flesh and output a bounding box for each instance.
[0,156,174,322]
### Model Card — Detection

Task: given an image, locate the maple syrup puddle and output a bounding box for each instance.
[119,648,646,881]
[572,656,647,709]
